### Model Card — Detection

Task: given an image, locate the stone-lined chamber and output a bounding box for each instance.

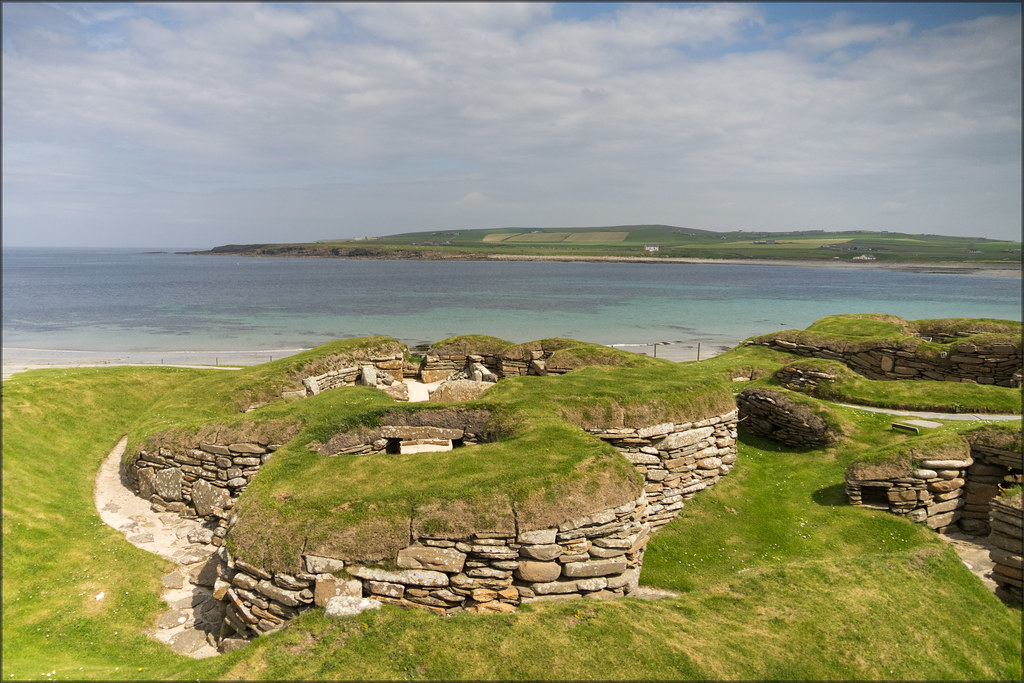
[124,335,739,651]
[844,429,1022,535]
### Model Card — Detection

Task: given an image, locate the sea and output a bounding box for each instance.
[2,247,1021,368]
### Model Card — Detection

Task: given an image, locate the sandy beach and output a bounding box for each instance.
[1,340,724,382]
[482,254,1022,277]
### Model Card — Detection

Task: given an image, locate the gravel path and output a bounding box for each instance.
[94,438,224,658]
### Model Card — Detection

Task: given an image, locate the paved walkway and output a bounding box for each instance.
[835,403,1020,422]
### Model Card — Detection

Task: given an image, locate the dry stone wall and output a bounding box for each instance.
[845,455,973,531]
[133,440,281,545]
[189,407,740,645]
[290,352,406,400]
[958,445,1023,535]
[988,496,1023,604]
[588,409,738,529]
[845,441,1021,535]
[747,337,1021,387]
[215,493,652,638]
[736,388,837,448]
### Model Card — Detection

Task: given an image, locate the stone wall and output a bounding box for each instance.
[290,352,407,401]
[588,409,738,529]
[747,337,1021,387]
[419,349,572,384]
[736,388,837,448]
[958,445,1023,535]
[988,495,1023,604]
[189,407,739,644]
[845,441,1022,534]
[215,493,652,638]
[845,455,972,531]
[776,365,838,394]
[132,440,281,545]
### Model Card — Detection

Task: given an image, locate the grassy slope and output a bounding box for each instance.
[206,225,1024,264]
[2,342,1021,680]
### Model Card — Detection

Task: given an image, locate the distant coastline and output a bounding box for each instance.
[187,248,1022,277]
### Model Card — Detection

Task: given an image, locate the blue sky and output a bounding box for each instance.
[2,2,1021,248]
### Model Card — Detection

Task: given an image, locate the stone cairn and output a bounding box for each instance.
[988,493,1023,604]
[736,388,836,448]
[747,336,1021,387]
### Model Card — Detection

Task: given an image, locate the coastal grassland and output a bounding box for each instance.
[3,349,1022,680]
[208,225,1023,264]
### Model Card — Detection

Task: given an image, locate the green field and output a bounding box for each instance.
[203,225,1023,264]
[2,323,1021,680]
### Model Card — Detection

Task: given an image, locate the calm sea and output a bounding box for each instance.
[2,247,1021,364]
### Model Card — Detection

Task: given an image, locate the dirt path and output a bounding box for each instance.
[94,438,224,658]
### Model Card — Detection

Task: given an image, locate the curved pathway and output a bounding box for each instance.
[94,437,223,658]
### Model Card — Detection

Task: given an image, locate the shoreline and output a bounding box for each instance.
[478,254,1022,277]
[1,341,727,382]
[192,250,1022,277]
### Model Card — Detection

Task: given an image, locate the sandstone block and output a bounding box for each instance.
[514,560,562,583]
[518,544,562,561]
[314,577,362,607]
[350,566,449,587]
[324,596,381,618]
[659,427,715,450]
[304,555,345,575]
[397,546,466,573]
[562,558,627,578]
[256,580,302,607]
[155,468,184,501]
[928,478,965,493]
[532,580,580,595]
[192,479,230,517]
[369,581,404,598]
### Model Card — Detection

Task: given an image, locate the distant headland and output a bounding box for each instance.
[188,225,1022,274]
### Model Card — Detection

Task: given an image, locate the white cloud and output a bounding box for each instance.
[1,2,1020,246]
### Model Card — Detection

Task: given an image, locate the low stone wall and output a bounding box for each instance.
[736,388,837,448]
[747,337,1021,387]
[588,409,738,529]
[988,496,1023,604]
[845,455,972,531]
[132,440,281,544]
[293,352,406,400]
[776,365,838,394]
[215,493,650,638]
[202,407,739,644]
[420,349,573,384]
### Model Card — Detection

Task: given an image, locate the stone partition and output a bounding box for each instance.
[988,495,1023,604]
[736,388,837,448]
[747,337,1021,387]
[958,444,1023,535]
[291,352,407,400]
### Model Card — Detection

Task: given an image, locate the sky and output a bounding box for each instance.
[2,2,1021,248]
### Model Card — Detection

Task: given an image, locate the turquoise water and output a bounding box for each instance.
[3,248,1020,360]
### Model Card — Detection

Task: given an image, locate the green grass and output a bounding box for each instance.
[3,341,1022,680]
[769,358,1022,414]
